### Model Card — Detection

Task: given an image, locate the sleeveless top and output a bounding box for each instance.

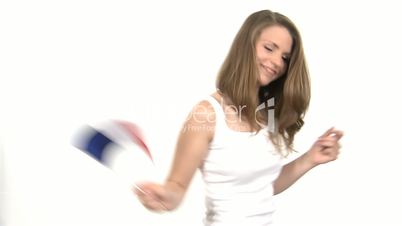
[200,96,283,226]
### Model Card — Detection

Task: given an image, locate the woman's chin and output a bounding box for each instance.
[259,76,275,86]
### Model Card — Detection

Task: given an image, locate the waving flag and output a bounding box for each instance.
[72,119,156,186]
[73,120,153,165]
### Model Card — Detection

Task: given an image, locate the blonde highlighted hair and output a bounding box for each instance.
[216,10,310,154]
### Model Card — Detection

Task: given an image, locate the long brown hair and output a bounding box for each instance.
[216,10,310,154]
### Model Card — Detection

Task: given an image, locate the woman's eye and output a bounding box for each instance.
[282,56,289,63]
[264,46,273,52]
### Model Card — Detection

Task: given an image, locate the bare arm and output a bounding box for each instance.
[135,101,214,211]
[273,127,343,195]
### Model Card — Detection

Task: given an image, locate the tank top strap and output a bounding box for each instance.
[204,95,225,127]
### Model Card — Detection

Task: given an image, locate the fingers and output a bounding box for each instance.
[318,138,340,151]
[307,128,344,165]
[319,127,344,141]
[134,183,168,212]
[317,135,342,149]
[319,127,335,138]
[136,192,167,211]
[331,130,344,140]
[317,136,339,146]
[316,133,342,160]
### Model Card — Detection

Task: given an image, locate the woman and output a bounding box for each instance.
[136,9,343,226]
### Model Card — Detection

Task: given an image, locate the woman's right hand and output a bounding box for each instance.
[134,182,183,212]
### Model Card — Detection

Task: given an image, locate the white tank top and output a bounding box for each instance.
[200,96,283,226]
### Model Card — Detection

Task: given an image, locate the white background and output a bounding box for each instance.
[1,0,402,225]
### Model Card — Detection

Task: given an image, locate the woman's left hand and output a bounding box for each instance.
[304,127,343,166]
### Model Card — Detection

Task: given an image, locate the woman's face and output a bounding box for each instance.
[256,25,293,86]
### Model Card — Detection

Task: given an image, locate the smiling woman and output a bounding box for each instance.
[135,9,343,226]
[256,25,292,86]
[215,9,311,149]
[3,0,402,225]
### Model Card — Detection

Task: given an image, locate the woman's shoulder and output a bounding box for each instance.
[180,94,218,140]
[190,92,220,114]
[188,93,218,122]
[183,92,221,127]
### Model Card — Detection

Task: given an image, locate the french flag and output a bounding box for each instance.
[72,119,157,186]
[73,119,153,165]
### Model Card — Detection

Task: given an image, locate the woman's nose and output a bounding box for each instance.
[271,54,283,70]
